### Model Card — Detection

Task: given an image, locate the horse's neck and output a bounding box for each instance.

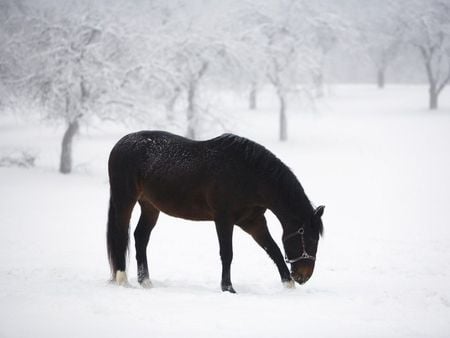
[268,187,313,233]
[253,160,312,230]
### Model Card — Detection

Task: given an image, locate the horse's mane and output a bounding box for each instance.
[210,133,291,180]
[208,134,317,226]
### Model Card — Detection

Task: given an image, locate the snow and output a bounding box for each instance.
[1,85,450,337]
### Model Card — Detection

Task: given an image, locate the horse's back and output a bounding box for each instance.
[109,130,197,172]
[109,131,247,175]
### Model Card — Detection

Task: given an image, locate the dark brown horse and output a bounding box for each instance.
[107,131,324,292]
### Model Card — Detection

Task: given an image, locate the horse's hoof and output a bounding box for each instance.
[116,271,129,286]
[140,278,153,289]
[222,284,237,293]
[283,279,296,289]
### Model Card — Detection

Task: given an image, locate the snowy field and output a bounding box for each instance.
[1,85,450,337]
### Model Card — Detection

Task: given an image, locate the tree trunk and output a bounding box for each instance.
[377,69,385,89]
[277,89,287,141]
[249,82,257,110]
[165,86,181,121]
[429,85,438,110]
[186,80,196,140]
[314,72,324,98]
[421,51,441,110]
[185,62,209,139]
[59,119,79,174]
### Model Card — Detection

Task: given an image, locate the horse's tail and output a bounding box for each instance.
[106,194,116,278]
[106,192,129,281]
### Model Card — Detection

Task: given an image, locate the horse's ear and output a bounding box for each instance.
[314,205,325,218]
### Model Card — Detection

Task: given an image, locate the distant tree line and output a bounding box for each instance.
[0,0,449,173]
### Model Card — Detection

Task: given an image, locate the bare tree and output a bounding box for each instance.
[0,0,27,113]
[3,1,127,173]
[248,0,323,141]
[355,1,405,89]
[150,0,256,139]
[402,0,450,109]
[307,2,349,97]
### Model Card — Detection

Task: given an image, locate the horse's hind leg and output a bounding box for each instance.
[134,200,159,288]
[237,214,294,288]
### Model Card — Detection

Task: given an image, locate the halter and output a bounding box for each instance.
[283,227,316,263]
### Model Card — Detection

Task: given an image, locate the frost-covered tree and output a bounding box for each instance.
[4,0,128,173]
[356,2,405,89]
[0,0,27,113]
[306,1,349,97]
[223,1,270,111]
[402,0,450,109]
[101,2,182,125]
[148,0,256,139]
[246,0,324,141]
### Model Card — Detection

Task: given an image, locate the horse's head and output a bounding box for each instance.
[283,205,324,285]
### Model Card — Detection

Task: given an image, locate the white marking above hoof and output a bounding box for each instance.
[283,280,296,289]
[140,278,153,289]
[116,271,129,286]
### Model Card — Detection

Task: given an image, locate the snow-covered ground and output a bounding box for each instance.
[1,85,449,337]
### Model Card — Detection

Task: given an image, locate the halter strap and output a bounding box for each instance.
[283,227,316,263]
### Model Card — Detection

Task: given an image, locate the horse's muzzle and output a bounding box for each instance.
[291,272,310,285]
[291,264,314,285]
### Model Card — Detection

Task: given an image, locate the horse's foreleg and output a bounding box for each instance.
[238,215,294,287]
[214,218,236,293]
[134,200,159,288]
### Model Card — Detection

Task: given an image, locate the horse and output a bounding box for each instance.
[107,130,324,293]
